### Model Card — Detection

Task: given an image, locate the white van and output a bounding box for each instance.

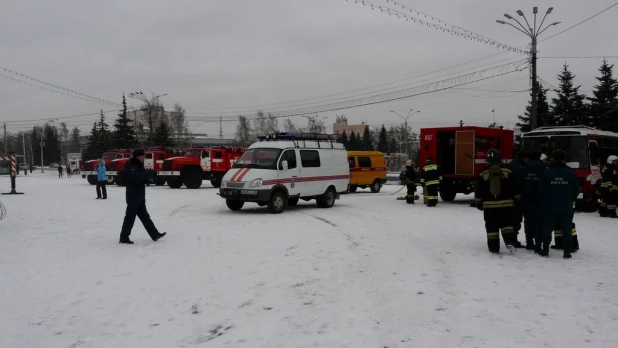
[219,133,350,213]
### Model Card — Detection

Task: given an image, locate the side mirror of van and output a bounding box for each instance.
[281,160,289,171]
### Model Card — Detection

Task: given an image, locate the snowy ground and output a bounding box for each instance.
[1,173,617,348]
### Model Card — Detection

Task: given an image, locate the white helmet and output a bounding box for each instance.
[540,153,548,161]
[608,155,618,164]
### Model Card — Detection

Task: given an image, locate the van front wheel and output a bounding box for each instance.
[268,191,287,214]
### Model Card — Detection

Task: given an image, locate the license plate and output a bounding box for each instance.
[241,190,257,195]
[159,171,177,176]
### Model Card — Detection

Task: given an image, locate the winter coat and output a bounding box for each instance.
[96,160,107,181]
[601,163,617,191]
[124,157,152,205]
[517,159,546,213]
[474,163,519,209]
[403,166,417,185]
[421,163,441,187]
[540,163,579,214]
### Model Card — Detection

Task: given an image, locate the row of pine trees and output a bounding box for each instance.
[517,60,618,132]
[83,95,177,160]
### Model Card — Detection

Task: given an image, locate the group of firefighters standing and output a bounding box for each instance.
[400,149,618,259]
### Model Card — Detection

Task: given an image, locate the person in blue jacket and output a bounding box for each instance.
[119,149,166,244]
[517,149,546,252]
[95,158,107,199]
[539,150,580,259]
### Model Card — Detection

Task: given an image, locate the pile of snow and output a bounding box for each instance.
[1,174,617,347]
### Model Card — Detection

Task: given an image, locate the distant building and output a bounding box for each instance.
[332,116,368,136]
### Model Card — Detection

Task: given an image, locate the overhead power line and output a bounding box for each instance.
[539,56,618,59]
[3,109,122,124]
[0,66,122,107]
[540,2,618,42]
[348,0,529,55]
[187,60,527,123]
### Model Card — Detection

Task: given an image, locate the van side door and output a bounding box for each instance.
[299,149,322,195]
[279,149,301,196]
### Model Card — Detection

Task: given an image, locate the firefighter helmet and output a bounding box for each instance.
[607,155,618,164]
[485,149,502,163]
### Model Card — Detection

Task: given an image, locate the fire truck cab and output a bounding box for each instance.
[81,149,132,185]
[419,126,514,202]
[159,146,245,189]
[109,147,176,187]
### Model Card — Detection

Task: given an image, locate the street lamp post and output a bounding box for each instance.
[390,109,420,155]
[497,7,560,130]
[128,92,168,144]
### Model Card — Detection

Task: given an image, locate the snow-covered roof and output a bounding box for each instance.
[523,126,618,138]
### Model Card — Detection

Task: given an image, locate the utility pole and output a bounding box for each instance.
[3,123,6,154]
[39,131,45,173]
[219,117,223,139]
[497,7,560,130]
[22,133,26,163]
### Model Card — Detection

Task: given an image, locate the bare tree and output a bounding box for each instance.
[253,111,267,136]
[306,115,326,133]
[170,103,188,145]
[234,116,253,147]
[265,113,279,134]
[283,118,298,133]
[60,122,69,163]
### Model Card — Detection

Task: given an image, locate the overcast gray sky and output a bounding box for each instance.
[1,0,617,137]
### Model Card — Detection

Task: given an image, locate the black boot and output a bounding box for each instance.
[153,232,167,241]
[119,238,134,244]
[563,251,572,259]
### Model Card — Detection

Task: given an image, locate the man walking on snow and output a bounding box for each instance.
[119,148,166,244]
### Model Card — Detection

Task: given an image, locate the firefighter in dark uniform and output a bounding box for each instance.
[403,160,417,204]
[517,149,545,251]
[119,148,167,244]
[551,223,579,252]
[421,156,441,207]
[540,150,579,258]
[510,151,529,248]
[600,155,618,218]
[474,149,520,253]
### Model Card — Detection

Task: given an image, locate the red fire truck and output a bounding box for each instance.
[159,145,245,189]
[108,147,177,186]
[419,126,515,202]
[520,126,618,211]
[81,149,132,185]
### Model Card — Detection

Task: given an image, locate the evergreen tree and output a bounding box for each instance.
[387,127,398,154]
[589,59,618,131]
[339,130,349,149]
[70,127,81,153]
[97,110,112,150]
[84,122,100,160]
[112,95,139,149]
[377,125,388,153]
[517,86,553,132]
[153,119,175,147]
[348,131,358,151]
[361,126,374,150]
[551,63,588,126]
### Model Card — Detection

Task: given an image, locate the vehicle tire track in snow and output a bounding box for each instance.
[168,204,190,216]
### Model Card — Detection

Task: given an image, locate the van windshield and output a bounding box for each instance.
[234,148,282,169]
